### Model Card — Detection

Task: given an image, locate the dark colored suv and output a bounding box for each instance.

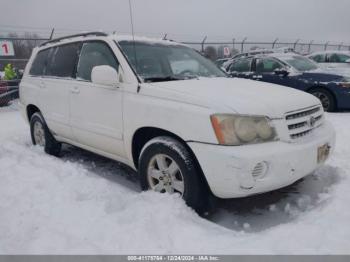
[225,53,350,111]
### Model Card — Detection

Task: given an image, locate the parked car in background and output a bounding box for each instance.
[0,81,10,106]
[225,53,350,112]
[308,51,350,68]
[214,58,230,68]
[307,51,350,77]
[20,32,335,213]
[222,47,296,70]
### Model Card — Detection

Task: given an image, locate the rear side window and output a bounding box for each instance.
[29,48,50,76]
[229,59,252,73]
[77,42,119,81]
[46,43,81,78]
[310,54,326,63]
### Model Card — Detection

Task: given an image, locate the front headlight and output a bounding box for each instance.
[210,114,278,145]
[339,82,350,88]
[339,77,350,88]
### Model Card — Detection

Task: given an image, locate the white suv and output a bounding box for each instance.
[19,32,335,212]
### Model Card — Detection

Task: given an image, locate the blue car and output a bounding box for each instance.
[225,53,350,111]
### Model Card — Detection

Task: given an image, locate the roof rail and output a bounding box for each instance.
[40,31,108,47]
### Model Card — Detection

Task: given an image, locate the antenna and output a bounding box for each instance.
[128,0,141,91]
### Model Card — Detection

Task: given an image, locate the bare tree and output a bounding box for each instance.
[204,46,217,61]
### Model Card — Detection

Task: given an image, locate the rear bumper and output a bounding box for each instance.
[188,121,335,198]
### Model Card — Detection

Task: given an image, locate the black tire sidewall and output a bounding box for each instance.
[30,112,61,156]
[139,137,208,212]
[310,88,336,112]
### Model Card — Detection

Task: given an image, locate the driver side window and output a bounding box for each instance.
[255,58,283,73]
[329,53,350,63]
[77,41,119,81]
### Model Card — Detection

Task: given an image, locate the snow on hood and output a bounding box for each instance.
[147,77,320,118]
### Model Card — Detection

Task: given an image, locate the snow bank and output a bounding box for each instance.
[0,107,349,254]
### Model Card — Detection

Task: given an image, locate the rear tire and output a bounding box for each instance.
[139,136,209,214]
[309,88,336,112]
[30,112,61,157]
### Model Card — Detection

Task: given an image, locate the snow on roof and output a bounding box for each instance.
[265,52,300,59]
[111,34,188,47]
[38,32,188,49]
[308,50,350,56]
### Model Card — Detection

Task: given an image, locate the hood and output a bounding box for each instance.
[320,67,350,78]
[301,69,345,82]
[147,77,320,118]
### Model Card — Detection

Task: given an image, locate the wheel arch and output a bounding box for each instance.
[131,126,211,192]
[26,104,41,122]
[306,85,337,109]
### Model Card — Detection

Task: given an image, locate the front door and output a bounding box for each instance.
[69,41,125,157]
[253,57,297,88]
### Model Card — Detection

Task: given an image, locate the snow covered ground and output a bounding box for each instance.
[0,103,350,254]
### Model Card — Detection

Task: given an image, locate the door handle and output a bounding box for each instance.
[71,87,80,94]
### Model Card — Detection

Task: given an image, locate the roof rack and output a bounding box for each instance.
[40,31,108,47]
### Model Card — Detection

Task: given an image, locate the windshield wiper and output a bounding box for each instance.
[143,76,186,83]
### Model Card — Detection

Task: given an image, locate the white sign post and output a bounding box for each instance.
[0,41,15,56]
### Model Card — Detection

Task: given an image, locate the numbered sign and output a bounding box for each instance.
[223,46,231,57]
[0,41,15,56]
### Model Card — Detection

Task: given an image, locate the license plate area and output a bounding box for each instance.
[317,143,330,163]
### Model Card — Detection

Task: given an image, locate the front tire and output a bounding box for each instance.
[309,88,336,112]
[30,112,61,156]
[139,136,209,213]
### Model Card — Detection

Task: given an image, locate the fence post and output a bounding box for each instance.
[49,28,55,40]
[308,40,314,53]
[293,39,300,51]
[201,36,207,53]
[241,37,247,53]
[338,42,343,50]
[163,33,167,40]
[324,41,329,51]
[272,38,278,49]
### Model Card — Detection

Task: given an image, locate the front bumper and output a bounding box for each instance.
[188,121,335,199]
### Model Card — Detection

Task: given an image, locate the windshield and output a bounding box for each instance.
[278,56,319,72]
[118,41,226,82]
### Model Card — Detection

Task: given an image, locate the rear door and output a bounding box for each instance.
[69,40,125,157]
[39,42,81,140]
[227,58,253,79]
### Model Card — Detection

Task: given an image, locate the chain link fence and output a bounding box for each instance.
[182,38,350,60]
[0,32,349,107]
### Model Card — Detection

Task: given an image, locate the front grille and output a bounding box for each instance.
[285,106,323,140]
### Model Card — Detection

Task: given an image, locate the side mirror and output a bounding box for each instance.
[274,68,290,77]
[91,65,119,87]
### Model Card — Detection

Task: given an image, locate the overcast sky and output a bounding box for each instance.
[1,0,349,44]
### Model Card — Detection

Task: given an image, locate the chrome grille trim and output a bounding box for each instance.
[285,106,323,140]
[286,107,321,120]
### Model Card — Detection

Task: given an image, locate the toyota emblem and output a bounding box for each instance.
[309,116,316,127]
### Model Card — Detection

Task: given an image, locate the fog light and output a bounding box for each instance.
[251,162,268,179]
